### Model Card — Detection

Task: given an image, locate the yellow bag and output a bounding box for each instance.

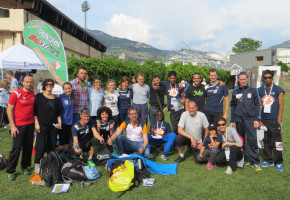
[108,160,135,192]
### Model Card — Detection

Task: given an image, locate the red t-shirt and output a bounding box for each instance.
[8,88,36,126]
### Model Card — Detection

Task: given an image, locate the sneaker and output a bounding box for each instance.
[252,164,262,171]
[20,169,31,175]
[225,166,233,175]
[276,164,283,172]
[175,156,185,164]
[260,161,274,167]
[87,158,95,167]
[8,173,16,181]
[161,153,169,160]
[206,163,212,170]
[147,154,154,159]
[244,161,250,166]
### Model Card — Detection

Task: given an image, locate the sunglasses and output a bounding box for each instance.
[263,76,272,80]
[217,123,226,127]
[45,83,54,86]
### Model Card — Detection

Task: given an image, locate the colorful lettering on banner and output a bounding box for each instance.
[23,20,68,85]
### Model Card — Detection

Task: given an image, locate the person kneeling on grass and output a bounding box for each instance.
[197,123,222,170]
[148,110,176,160]
[108,107,150,158]
[214,117,243,174]
[72,108,104,166]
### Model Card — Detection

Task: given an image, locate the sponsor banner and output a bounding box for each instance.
[23,20,68,84]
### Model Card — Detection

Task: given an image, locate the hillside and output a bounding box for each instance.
[88,30,175,62]
[271,40,290,49]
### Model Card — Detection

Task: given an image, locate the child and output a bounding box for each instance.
[148,110,176,160]
[59,82,74,150]
[104,79,120,129]
[95,107,114,152]
[197,123,222,170]
[0,79,11,130]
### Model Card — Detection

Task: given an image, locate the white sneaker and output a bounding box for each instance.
[34,163,40,173]
[225,166,233,175]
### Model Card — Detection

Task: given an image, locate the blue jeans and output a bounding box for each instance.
[132,103,148,125]
[115,135,150,157]
[148,132,176,154]
[149,106,158,125]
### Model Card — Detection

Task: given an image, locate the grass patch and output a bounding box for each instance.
[0,93,289,199]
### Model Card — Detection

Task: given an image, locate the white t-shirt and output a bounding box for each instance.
[0,88,8,107]
[178,111,209,142]
[52,84,64,96]
[104,90,120,116]
[10,78,18,92]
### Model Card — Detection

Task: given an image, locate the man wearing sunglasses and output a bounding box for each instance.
[258,70,284,172]
[230,72,261,171]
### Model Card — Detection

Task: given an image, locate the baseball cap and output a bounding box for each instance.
[209,123,217,130]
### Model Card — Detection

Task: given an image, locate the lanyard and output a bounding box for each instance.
[156,121,163,130]
[264,84,273,96]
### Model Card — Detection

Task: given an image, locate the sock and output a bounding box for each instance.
[179,153,184,158]
[88,157,92,160]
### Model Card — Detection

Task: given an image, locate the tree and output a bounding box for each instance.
[277,61,289,72]
[232,37,262,53]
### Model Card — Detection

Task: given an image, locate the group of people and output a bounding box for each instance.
[2,66,284,181]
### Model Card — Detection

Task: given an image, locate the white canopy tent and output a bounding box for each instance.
[0,43,46,78]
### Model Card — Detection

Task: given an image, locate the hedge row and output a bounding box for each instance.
[67,56,231,86]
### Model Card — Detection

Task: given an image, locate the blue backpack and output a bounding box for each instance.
[83,166,100,180]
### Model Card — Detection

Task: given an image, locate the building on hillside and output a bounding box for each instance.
[229,49,282,87]
[0,0,106,85]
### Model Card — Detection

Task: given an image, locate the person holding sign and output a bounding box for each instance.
[148,110,176,160]
[258,70,284,172]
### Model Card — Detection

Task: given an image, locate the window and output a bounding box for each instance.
[256,56,263,62]
[0,8,9,18]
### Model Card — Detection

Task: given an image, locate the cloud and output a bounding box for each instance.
[104,13,153,43]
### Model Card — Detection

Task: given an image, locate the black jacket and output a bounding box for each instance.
[230,85,261,122]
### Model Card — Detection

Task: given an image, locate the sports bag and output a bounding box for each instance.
[61,162,87,183]
[108,160,135,192]
[40,151,65,187]
[0,153,7,170]
[92,142,112,166]
[83,165,100,180]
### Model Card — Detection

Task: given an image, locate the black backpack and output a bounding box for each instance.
[0,153,7,170]
[40,151,65,187]
[92,142,112,166]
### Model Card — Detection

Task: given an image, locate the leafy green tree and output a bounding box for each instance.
[232,37,262,53]
[277,61,289,72]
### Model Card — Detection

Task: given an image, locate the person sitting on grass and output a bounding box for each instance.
[95,107,115,152]
[197,123,222,170]
[214,117,243,174]
[148,110,176,160]
[108,107,150,157]
[72,108,104,166]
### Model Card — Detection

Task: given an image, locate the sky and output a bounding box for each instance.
[47,0,290,54]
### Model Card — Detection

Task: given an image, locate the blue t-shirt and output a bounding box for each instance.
[160,81,184,107]
[71,120,95,144]
[203,134,223,149]
[205,83,229,113]
[97,119,115,141]
[258,84,285,120]
[59,93,74,125]
[118,88,133,110]
[150,121,172,135]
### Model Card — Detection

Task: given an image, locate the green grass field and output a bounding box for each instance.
[0,93,289,200]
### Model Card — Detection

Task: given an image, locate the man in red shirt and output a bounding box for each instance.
[6,76,36,181]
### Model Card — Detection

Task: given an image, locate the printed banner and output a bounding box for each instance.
[23,20,68,84]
